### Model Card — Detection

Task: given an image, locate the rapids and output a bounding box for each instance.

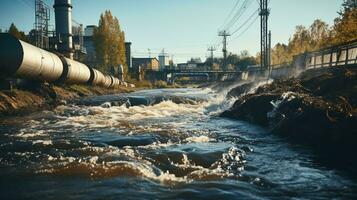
[0,88,356,199]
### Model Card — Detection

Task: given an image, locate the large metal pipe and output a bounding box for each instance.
[61,57,91,84]
[54,0,73,59]
[0,33,63,81]
[88,68,106,86]
[0,33,122,88]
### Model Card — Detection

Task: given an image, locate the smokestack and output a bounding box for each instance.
[125,42,132,68]
[54,0,73,59]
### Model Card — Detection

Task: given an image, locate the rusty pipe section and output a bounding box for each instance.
[0,33,121,88]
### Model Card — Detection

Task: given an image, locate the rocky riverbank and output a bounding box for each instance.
[222,66,357,171]
[0,84,136,117]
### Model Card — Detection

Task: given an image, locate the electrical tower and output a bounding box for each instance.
[34,0,51,49]
[219,30,231,71]
[207,46,216,71]
[259,0,270,72]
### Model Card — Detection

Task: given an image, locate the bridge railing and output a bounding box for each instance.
[306,39,357,68]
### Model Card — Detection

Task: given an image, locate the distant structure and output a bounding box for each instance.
[72,22,85,60]
[84,25,96,37]
[132,57,159,71]
[125,42,132,69]
[219,30,231,71]
[159,49,169,71]
[54,0,74,59]
[207,46,216,70]
[118,64,124,81]
[34,0,51,49]
[177,58,207,71]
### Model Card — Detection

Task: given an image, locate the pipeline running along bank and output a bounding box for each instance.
[0,33,125,88]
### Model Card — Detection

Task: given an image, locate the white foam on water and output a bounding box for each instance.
[12,130,48,138]
[247,79,274,95]
[185,136,215,143]
[32,140,53,146]
[50,99,210,130]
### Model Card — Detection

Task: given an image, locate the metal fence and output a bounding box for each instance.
[306,39,357,68]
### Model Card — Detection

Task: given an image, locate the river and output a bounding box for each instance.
[0,88,356,199]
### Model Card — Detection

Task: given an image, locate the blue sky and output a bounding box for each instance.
[0,0,343,63]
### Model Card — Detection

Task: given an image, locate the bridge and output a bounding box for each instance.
[166,70,243,84]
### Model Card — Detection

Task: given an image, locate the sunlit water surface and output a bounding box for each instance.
[0,88,356,199]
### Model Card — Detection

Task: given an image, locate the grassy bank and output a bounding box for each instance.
[0,84,136,116]
[0,80,186,117]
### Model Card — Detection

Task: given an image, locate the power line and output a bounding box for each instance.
[223,0,249,30]
[220,0,241,30]
[229,14,259,42]
[223,0,252,31]
[230,8,259,36]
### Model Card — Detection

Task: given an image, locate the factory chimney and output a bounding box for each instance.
[54,0,73,59]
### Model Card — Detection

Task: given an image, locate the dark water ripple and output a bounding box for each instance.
[0,88,356,199]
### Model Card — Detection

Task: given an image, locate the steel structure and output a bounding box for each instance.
[219,30,231,71]
[72,22,85,60]
[34,0,51,49]
[259,0,270,72]
[207,46,216,70]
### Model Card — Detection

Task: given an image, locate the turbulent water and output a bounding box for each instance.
[0,88,356,199]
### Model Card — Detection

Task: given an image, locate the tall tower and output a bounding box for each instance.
[159,49,169,71]
[260,0,270,72]
[207,46,216,71]
[125,42,132,69]
[54,0,73,59]
[34,0,51,49]
[219,30,230,71]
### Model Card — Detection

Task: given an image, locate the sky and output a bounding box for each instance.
[0,0,343,63]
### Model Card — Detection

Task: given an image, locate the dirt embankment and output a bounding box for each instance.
[222,66,357,169]
[0,84,135,116]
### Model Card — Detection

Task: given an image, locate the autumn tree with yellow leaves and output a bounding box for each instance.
[93,10,127,77]
[269,0,357,65]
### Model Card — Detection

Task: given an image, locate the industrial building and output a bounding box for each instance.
[132,57,160,71]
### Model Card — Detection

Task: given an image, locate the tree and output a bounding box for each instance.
[237,56,256,70]
[341,0,357,13]
[271,43,289,65]
[240,50,250,58]
[309,19,331,49]
[93,10,127,77]
[287,25,312,60]
[332,8,357,44]
[8,23,27,41]
[227,53,240,65]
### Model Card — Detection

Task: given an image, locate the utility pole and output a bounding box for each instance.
[207,46,216,71]
[219,30,231,71]
[268,30,271,70]
[259,0,270,72]
[267,30,272,79]
[148,48,151,58]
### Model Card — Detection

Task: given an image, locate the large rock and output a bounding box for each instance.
[222,66,357,169]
